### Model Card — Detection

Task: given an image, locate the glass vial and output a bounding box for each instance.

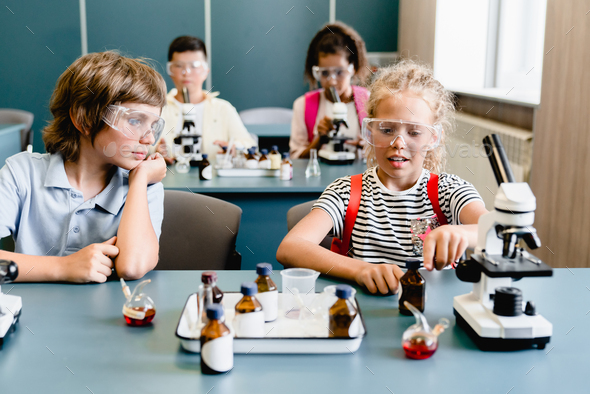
[200,304,233,374]
[269,145,282,169]
[258,149,271,169]
[399,259,425,316]
[199,154,212,180]
[234,282,265,337]
[280,152,293,180]
[328,284,358,338]
[305,149,321,178]
[200,272,224,324]
[254,263,278,322]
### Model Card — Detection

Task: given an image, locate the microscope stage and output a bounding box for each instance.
[472,253,553,278]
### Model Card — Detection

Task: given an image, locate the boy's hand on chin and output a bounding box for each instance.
[422,225,469,271]
[129,153,167,185]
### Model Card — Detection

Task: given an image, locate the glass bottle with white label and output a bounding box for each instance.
[328,284,357,338]
[200,304,233,374]
[254,263,278,322]
[200,272,224,324]
[234,282,265,337]
[280,152,293,180]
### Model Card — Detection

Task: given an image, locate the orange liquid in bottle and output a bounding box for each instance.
[124,307,156,326]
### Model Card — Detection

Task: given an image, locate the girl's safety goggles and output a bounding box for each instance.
[166,61,209,76]
[312,64,354,81]
[362,118,442,152]
[102,105,165,146]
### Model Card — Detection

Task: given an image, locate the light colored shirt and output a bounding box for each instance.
[158,89,256,158]
[0,152,164,256]
[289,90,360,159]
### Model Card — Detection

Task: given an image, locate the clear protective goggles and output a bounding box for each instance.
[166,60,209,76]
[312,64,354,81]
[362,118,442,152]
[102,105,165,146]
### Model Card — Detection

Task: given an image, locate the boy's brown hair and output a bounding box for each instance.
[304,21,370,88]
[43,51,166,162]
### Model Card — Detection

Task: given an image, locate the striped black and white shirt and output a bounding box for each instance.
[313,167,484,267]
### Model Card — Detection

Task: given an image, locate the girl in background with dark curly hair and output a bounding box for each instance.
[289,22,371,159]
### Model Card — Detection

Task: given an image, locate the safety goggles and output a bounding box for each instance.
[362,118,442,152]
[166,61,209,76]
[312,64,354,81]
[102,105,165,146]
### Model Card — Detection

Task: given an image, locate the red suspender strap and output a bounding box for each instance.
[304,90,321,142]
[330,173,363,256]
[427,173,448,226]
[351,85,369,127]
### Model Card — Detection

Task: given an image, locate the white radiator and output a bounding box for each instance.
[445,113,533,210]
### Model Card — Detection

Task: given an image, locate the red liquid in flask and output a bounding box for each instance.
[124,307,156,326]
[402,337,438,360]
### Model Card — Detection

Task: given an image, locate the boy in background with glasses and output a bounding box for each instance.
[156,36,255,163]
[0,51,166,283]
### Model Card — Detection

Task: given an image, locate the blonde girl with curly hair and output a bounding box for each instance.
[278,60,487,295]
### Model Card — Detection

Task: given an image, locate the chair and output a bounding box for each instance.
[239,107,293,125]
[0,109,34,152]
[157,190,243,270]
[287,200,333,250]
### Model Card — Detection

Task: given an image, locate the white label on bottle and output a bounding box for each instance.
[269,155,281,170]
[245,159,259,169]
[123,305,145,320]
[201,165,212,180]
[348,314,361,338]
[233,311,265,337]
[256,290,278,322]
[280,163,292,180]
[201,334,233,373]
[258,159,271,169]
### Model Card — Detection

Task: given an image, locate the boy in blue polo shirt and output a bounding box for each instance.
[0,51,167,283]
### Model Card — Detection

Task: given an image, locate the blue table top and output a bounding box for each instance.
[1,269,588,394]
[161,159,368,193]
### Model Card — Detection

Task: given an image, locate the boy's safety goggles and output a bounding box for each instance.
[312,64,354,81]
[166,61,209,76]
[362,118,442,151]
[102,105,165,146]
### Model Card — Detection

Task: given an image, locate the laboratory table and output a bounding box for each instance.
[1,269,588,393]
[0,124,24,166]
[161,159,367,270]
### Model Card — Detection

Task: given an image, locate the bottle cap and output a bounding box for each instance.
[206,304,224,320]
[261,149,268,155]
[241,281,258,296]
[335,284,353,299]
[201,271,218,284]
[202,153,208,159]
[282,152,290,158]
[256,263,272,276]
[405,259,421,270]
[271,145,278,151]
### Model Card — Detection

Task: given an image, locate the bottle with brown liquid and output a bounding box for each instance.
[200,272,224,323]
[328,284,358,338]
[199,154,212,180]
[280,152,293,180]
[399,259,425,316]
[254,263,278,322]
[234,282,265,337]
[200,304,233,374]
[269,145,281,169]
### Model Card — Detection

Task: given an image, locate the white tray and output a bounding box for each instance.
[215,168,280,177]
[175,292,366,354]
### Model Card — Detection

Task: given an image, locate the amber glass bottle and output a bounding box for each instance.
[234,282,265,337]
[201,272,224,323]
[399,259,425,316]
[254,263,278,322]
[200,304,233,374]
[329,285,358,338]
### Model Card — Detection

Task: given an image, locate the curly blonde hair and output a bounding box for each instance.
[43,51,166,163]
[364,59,455,174]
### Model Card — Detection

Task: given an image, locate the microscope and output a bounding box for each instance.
[453,134,552,351]
[317,87,357,164]
[0,260,21,348]
[174,87,203,169]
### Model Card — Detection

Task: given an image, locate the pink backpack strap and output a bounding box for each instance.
[304,90,321,142]
[351,85,369,127]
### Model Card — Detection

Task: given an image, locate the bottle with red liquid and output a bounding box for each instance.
[120,279,156,326]
[401,301,449,360]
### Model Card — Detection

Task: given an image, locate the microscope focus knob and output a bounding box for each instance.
[524,301,537,316]
[0,260,19,284]
[455,259,481,283]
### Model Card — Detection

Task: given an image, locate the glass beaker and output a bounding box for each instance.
[280,268,319,318]
[305,149,321,178]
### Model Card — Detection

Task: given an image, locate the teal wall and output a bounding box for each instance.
[0,0,398,153]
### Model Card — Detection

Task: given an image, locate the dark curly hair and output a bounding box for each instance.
[304,22,369,88]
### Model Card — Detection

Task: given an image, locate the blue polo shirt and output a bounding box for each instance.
[0,152,164,256]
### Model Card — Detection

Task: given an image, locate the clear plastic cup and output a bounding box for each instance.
[280,268,320,318]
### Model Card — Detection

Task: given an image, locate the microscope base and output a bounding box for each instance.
[0,294,22,349]
[454,308,550,351]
